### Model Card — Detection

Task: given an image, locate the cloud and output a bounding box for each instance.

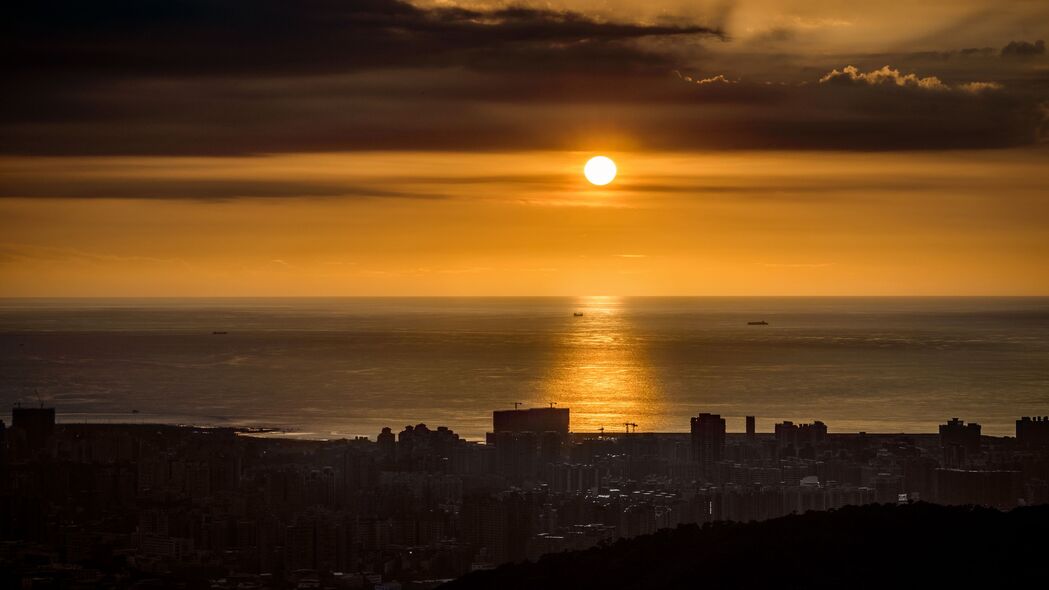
[762,263,834,268]
[1,1,1046,155]
[819,65,950,91]
[0,178,444,200]
[4,0,722,78]
[676,72,737,85]
[0,242,192,268]
[958,81,1004,93]
[1001,40,1046,58]
[819,65,1006,97]
[1039,102,1049,143]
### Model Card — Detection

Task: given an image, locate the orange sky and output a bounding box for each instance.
[4,0,1048,296]
[2,149,1047,296]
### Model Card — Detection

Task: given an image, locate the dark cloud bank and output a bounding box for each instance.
[2,0,1047,155]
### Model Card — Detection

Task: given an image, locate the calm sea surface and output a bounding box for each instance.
[1,297,1047,438]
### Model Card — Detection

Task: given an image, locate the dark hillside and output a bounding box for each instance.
[440,503,1049,589]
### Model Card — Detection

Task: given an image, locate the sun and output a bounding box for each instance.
[584,156,617,186]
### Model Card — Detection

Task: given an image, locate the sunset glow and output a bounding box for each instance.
[3,1,1049,582]
[583,156,617,186]
[2,0,1047,298]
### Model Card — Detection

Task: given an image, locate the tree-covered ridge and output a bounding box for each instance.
[441,503,1049,589]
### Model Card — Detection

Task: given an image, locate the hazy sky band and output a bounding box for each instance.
[2,150,1047,296]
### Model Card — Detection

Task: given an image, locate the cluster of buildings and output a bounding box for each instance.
[1,406,1047,589]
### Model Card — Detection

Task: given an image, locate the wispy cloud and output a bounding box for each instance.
[819,65,1001,93]
[762,262,835,268]
[0,242,193,269]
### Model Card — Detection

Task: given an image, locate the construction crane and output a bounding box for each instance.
[548,401,558,408]
[623,422,638,433]
[513,402,522,409]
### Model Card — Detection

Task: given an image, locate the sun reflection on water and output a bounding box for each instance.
[541,296,663,433]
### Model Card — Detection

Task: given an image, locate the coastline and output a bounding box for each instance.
[44,420,1008,445]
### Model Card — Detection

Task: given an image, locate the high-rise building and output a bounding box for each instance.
[775,420,827,456]
[11,405,55,450]
[490,407,569,438]
[940,418,981,466]
[1016,416,1049,449]
[690,413,725,477]
[461,494,510,564]
[377,427,396,465]
[284,510,345,573]
[745,416,756,440]
[798,421,828,447]
[487,407,570,473]
[934,469,1023,508]
[775,421,798,451]
[495,430,539,479]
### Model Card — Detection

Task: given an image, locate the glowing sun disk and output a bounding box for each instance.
[584,156,617,186]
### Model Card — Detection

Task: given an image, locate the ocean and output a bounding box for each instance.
[1,297,1047,438]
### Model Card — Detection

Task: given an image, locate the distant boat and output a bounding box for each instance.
[212,331,228,335]
[573,312,584,317]
[747,321,768,326]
